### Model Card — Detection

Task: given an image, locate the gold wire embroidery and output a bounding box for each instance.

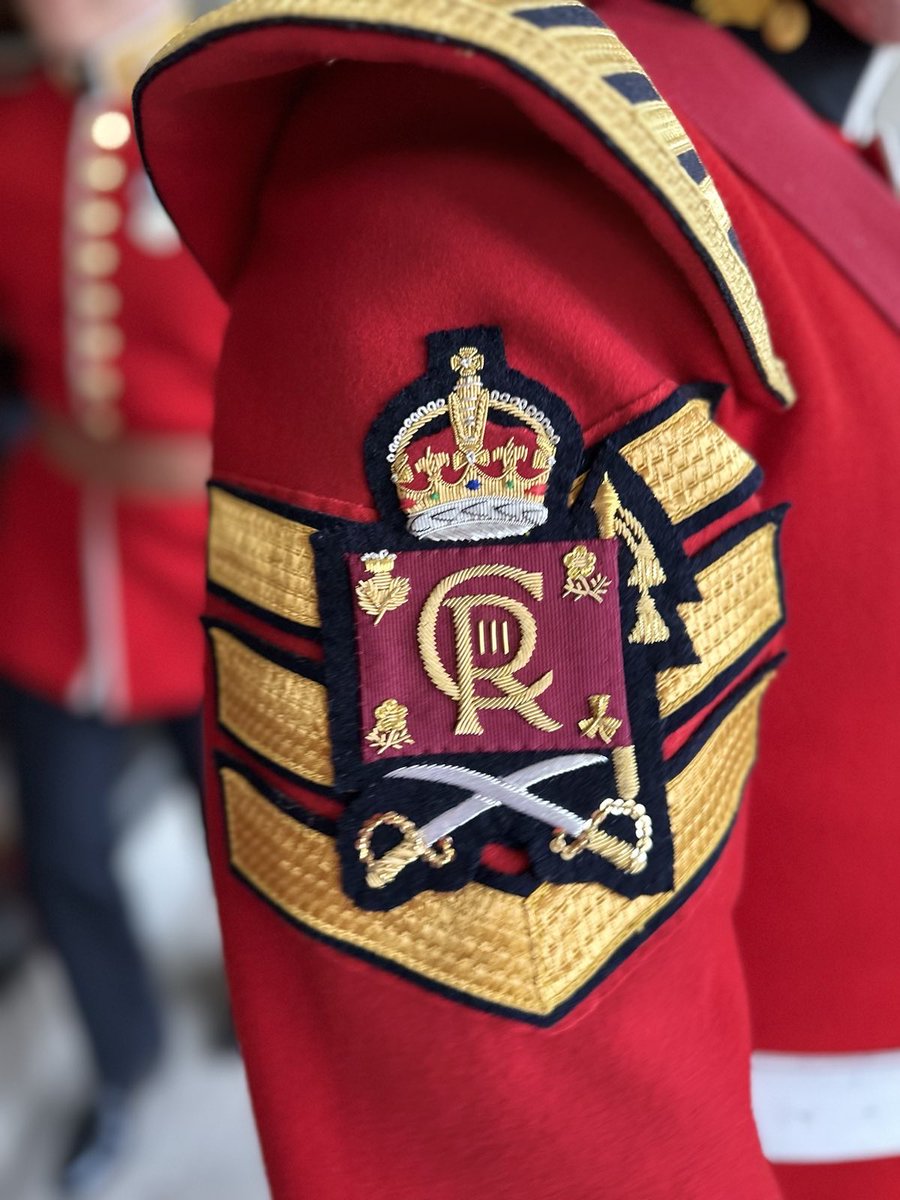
[355,550,411,624]
[209,627,333,786]
[148,0,793,404]
[356,812,455,889]
[391,346,556,524]
[568,471,587,506]
[593,476,669,645]
[656,522,781,718]
[208,486,320,628]
[618,398,757,526]
[562,545,611,605]
[218,672,773,1018]
[593,474,619,540]
[611,744,640,801]
[549,798,652,874]
[448,346,489,459]
[578,694,623,743]
[476,619,511,655]
[365,699,415,755]
[417,563,561,736]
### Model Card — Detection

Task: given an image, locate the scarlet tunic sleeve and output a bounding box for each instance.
[135,6,792,1197]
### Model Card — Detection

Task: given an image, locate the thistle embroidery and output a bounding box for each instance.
[578,694,623,743]
[355,551,411,624]
[562,545,611,605]
[366,699,415,755]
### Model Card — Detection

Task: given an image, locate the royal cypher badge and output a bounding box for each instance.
[313,327,701,911]
[208,324,786,1021]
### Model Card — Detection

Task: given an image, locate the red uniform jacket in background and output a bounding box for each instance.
[134,1,900,1197]
[0,72,225,719]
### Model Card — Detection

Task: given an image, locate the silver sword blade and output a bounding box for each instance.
[386,754,606,844]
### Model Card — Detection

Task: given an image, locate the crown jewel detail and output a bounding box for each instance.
[388,346,558,541]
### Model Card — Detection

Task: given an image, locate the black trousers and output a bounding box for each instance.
[3,682,202,1088]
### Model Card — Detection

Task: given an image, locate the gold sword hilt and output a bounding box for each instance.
[549,799,652,873]
[549,745,650,873]
[355,812,456,889]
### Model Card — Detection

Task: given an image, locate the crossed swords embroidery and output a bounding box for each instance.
[356,755,653,889]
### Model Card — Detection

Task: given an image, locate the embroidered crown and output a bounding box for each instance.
[387,346,558,541]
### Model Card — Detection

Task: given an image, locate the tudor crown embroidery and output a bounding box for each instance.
[388,345,557,540]
[311,327,704,911]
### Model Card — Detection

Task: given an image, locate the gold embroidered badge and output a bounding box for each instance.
[203,324,785,1024]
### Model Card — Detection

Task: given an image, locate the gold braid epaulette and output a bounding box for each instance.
[146,0,793,405]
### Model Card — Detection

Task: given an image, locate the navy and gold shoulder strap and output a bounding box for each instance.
[136,0,794,405]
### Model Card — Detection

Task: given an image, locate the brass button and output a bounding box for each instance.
[73,240,120,278]
[73,323,124,360]
[74,363,123,404]
[762,1,810,52]
[90,111,131,151]
[71,282,122,320]
[74,198,121,237]
[80,405,123,441]
[81,155,127,192]
[693,0,771,25]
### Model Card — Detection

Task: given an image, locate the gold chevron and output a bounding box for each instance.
[220,671,772,1018]
[656,521,781,718]
[208,487,320,628]
[209,626,334,786]
[619,397,757,525]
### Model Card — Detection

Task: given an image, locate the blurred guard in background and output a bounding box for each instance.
[135,2,900,1200]
[0,0,224,1191]
[660,2,900,187]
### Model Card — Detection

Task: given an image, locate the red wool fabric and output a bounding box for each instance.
[602,0,900,1052]
[775,1159,900,1200]
[135,5,900,1197]
[598,3,900,1195]
[140,39,785,1198]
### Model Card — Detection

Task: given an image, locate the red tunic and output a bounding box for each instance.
[0,72,225,719]
[134,1,900,1197]
[599,4,900,1195]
